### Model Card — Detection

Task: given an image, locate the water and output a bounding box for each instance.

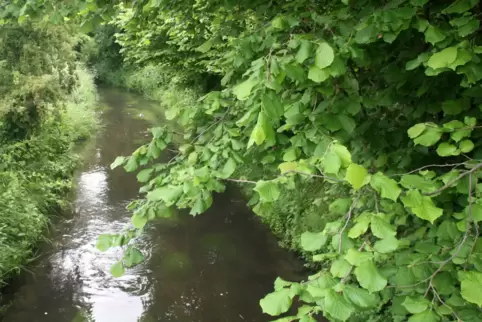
[1,88,303,322]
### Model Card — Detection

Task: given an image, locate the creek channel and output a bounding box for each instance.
[2,87,304,322]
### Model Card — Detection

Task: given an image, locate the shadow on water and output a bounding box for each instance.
[1,87,305,322]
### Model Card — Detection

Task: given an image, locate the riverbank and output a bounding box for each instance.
[0,64,99,288]
[0,21,100,288]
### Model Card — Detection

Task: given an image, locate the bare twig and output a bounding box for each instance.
[224,178,257,184]
[338,194,362,253]
[430,286,462,322]
[424,162,482,196]
[390,162,468,177]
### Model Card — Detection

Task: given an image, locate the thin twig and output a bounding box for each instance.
[224,178,257,184]
[430,286,462,322]
[338,194,361,253]
[424,162,482,196]
[390,162,468,177]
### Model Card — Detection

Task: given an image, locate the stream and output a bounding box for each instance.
[2,88,303,322]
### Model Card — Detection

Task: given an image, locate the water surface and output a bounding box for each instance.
[2,88,303,322]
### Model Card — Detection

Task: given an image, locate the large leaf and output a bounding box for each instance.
[295,40,312,63]
[373,236,399,253]
[402,296,430,314]
[370,173,401,201]
[233,77,258,100]
[218,158,236,179]
[259,289,292,316]
[407,310,440,322]
[300,231,326,252]
[315,42,335,69]
[402,190,443,223]
[354,260,387,293]
[459,271,482,306]
[254,180,280,202]
[322,150,341,174]
[147,185,183,205]
[110,261,125,277]
[123,247,144,267]
[370,217,396,239]
[345,163,369,190]
[325,289,355,321]
[427,47,458,70]
[343,284,378,308]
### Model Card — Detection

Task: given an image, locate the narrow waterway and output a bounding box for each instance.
[2,88,303,322]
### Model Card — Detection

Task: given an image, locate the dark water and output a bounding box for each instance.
[1,88,303,322]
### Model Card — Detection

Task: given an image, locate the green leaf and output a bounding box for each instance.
[274,277,293,290]
[325,289,355,321]
[111,156,126,170]
[348,220,370,239]
[136,168,153,183]
[96,234,113,252]
[407,124,426,138]
[371,217,396,239]
[296,40,312,64]
[196,39,213,53]
[459,270,482,306]
[402,296,430,314]
[248,123,266,147]
[459,139,474,153]
[402,190,443,223]
[124,248,144,267]
[259,289,292,316]
[308,66,330,83]
[443,0,478,14]
[407,310,440,322]
[131,212,148,229]
[315,42,335,69]
[301,231,326,251]
[413,127,442,147]
[345,248,373,266]
[337,114,356,133]
[322,150,342,174]
[354,260,388,293]
[262,91,284,121]
[332,144,352,166]
[424,25,446,45]
[370,172,401,201]
[343,284,378,308]
[345,163,369,190]
[373,236,399,253]
[283,147,298,162]
[330,258,352,278]
[254,180,280,202]
[147,186,183,205]
[233,77,258,100]
[110,261,125,277]
[427,47,458,70]
[124,157,138,172]
[437,142,458,157]
[218,158,236,179]
[442,99,465,115]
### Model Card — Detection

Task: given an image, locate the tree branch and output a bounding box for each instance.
[424,162,482,196]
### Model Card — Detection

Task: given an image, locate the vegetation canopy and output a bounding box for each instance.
[7,0,482,321]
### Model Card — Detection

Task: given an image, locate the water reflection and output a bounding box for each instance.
[2,88,303,322]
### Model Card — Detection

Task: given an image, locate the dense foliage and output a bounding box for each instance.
[0,20,98,285]
[6,0,482,321]
[98,1,482,321]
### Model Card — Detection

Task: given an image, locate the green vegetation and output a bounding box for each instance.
[0,20,98,284]
[5,1,482,321]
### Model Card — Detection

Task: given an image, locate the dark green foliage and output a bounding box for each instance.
[0,21,98,285]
